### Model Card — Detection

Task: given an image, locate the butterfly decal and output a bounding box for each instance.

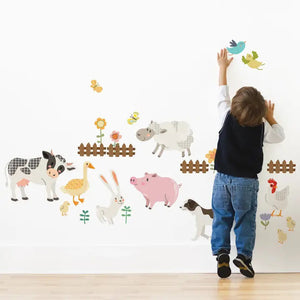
[90,80,103,93]
[127,112,139,125]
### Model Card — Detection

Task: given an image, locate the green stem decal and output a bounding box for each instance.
[97,129,104,144]
[80,210,90,224]
[121,206,132,224]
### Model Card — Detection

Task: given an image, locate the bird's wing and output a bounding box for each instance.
[275,186,290,201]
[242,56,250,64]
[292,220,296,226]
[252,51,258,59]
[229,40,237,47]
[65,179,84,189]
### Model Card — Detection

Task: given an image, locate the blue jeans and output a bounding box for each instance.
[211,172,259,259]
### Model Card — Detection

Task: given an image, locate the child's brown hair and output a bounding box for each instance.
[231,87,266,127]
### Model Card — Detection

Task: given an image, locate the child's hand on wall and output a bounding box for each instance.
[217,48,233,70]
[265,100,278,125]
[217,48,233,86]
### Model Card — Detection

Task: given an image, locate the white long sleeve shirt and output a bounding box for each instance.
[218,85,285,143]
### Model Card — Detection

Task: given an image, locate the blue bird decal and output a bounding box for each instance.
[227,40,246,55]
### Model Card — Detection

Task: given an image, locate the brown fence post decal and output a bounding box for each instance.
[78,143,135,157]
[78,143,106,157]
[267,160,296,174]
[180,160,209,174]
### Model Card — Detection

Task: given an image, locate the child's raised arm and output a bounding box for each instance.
[217,48,233,86]
[264,100,285,143]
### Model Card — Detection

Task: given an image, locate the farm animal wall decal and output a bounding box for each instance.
[136,121,193,158]
[259,178,295,245]
[130,173,182,209]
[286,217,296,231]
[277,229,287,244]
[5,150,75,202]
[267,160,296,174]
[265,178,289,217]
[90,80,103,93]
[127,112,139,125]
[96,171,124,224]
[242,51,265,70]
[61,161,95,206]
[78,117,136,157]
[180,199,213,240]
[60,201,70,216]
[226,40,246,55]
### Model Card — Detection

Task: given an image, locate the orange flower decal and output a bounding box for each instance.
[205,148,216,164]
[95,118,107,130]
[110,131,122,143]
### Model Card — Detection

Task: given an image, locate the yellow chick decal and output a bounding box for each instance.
[242,51,265,70]
[60,201,70,216]
[286,217,296,231]
[277,229,287,244]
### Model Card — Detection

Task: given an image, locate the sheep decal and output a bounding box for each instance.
[136,121,194,157]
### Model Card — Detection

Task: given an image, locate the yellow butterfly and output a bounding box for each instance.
[90,80,103,93]
[127,112,139,125]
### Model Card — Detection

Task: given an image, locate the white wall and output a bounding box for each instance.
[0,0,299,273]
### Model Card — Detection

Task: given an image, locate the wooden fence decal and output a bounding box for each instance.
[267,160,296,174]
[107,144,135,157]
[78,143,135,157]
[78,143,106,156]
[180,160,209,174]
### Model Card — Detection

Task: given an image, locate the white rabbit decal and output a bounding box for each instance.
[96,171,124,224]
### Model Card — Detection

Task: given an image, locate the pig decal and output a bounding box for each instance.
[130,172,182,209]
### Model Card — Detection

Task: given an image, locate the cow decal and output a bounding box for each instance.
[5,150,75,202]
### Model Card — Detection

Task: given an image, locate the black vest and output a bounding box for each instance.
[214,112,265,178]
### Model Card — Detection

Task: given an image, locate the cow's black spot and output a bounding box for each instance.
[43,151,56,170]
[57,165,65,174]
[28,157,41,169]
[20,167,31,175]
[8,158,28,175]
[56,154,66,163]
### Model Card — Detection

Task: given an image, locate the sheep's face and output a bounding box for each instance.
[136,127,156,141]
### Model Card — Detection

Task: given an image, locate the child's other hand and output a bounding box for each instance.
[217,48,233,69]
[265,100,277,125]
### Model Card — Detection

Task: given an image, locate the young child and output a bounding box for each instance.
[212,49,285,278]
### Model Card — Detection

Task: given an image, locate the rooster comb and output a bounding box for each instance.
[268,178,277,185]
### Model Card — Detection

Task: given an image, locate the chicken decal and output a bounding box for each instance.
[286,217,296,231]
[242,51,265,70]
[226,40,246,55]
[265,178,289,217]
[60,201,70,216]
[277,229,287,244]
